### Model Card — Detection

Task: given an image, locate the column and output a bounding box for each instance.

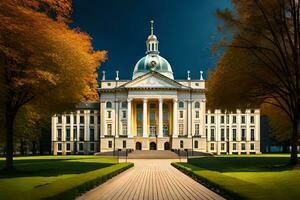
[143,98,148,137]
[127,98,132,138]
[173,98,178,138]
[158,98,163,137]
[187,100,192,138]
[115,100,119,138]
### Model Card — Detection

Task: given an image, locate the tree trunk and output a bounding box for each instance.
[290,118,299,165]
[4,105,16,171]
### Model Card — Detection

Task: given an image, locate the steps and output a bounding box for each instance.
[127,150,179,159]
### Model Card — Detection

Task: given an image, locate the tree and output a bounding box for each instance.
[0,0,107,170]
[208,0,300,164]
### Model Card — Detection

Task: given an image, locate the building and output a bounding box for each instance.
[51,21,261,155]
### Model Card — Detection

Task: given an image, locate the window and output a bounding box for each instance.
[233,143,237,150]
[241,116,245,124]
[80,127,84,141]
[122,123,127,135]
[107,124,112,135]
[57,143,62,151]
[195,124,200,135]
[210,129,215,141]
[80,110,84,114]
[57,115,62,123]
[180,111,183,118]
[221,143,225,151]
[73,128,77,141]
[179,101,184,108]
[107,111,112,119]
[221,116,224,124]
[90,110,94,114]
[122,111,127,118]
[211,116,215,123]
[73,115,77,124]
[80,116,84,124]
[195,111,199,118]
[232,116,236,123]
[150,111,155,120]
[250,143,255,150]
[150,103,156,109]
[205,128,208,138]
[179,124,184,135]
[250,116,255,124]
[90,143,95,151]
[66,116,70,124]
[57,129,62,141]
[205,115,208,123]
[241,129,246,141]
[108,141,112,148]
[90,128,94,141]
[66,128,70,141]
[194,141,198,148]
[121,101,127,108]
[97,116,100,124]
[79,143,83,151]
[226,115,229,123]
[180,140,184,148]
[210,143,214,151]
[123,140,126,148]
[251,129,255,141]
[195,102,200,108]
[221,129,225,141]
[232,129,237,141]
[90,116,94,124]
[106,101,112,108]
[66,143,71,151]
[241,143,246,150]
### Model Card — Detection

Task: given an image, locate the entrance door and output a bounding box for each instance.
[149,142,157,150]
[164,142,170,150]
[136,142,142,150]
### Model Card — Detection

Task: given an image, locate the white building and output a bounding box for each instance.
[51,21,260,155]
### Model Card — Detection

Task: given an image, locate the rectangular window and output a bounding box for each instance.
[226,115,229,123]
[205,115,208,123]
[79,143,83,151]
[180,140,184,148]
[123,140,126,148]
[73,115,77,124]
[211,116,215,123]
[241,129,246,141]
[150,111,155,120]
[122,123,127,135]
[179,124,184,135]
[66,128,70,141]
[210,143,214,151]
[195,111,199,118]
[66,116,70,124]
[251,129,255,141]
[90,143,95,151]
[90,110,94,114]
[107,124,112,135]
[108,141,112,148]
[107,111,112,119]
[97,116,100,124]
[241,143,246,150]
[250,116,255,124]
[205,128,208,138]
[80,127,84,141]
[90,128,94,141]
[195,124,200,135]
[57,143,62,151]
[241,116,245,124]
[122,111,127,119]
[221,116,224,124]
[232,116,236,123]
[66,143,71,151]
[221,129,225,141]
[57,115,62,124]
[90,116,94,124]
[73,128,77,141]
[221,143,225,151]
[57,129,62,141]
[80,116,84,124]
[232,129,237,141]
[210,129,215,141]
[250,143,255,150]
[180,111,183,118]
[233,143,237,150]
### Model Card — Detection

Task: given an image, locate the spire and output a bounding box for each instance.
[150,20,154,35]
[146,20,159,54]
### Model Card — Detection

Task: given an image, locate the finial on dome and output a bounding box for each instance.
[187,70,191,80]
[150,20,154,35]
[102,71,106,81]
[200,70,204,80]
[115,70,119,81]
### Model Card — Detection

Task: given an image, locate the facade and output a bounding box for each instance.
[51,21,261,155]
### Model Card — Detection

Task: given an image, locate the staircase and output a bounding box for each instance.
[127,150,179,159]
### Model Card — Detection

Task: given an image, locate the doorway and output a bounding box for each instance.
[164,142,170,150]
[149,142,157,150]
[136,142,142,150]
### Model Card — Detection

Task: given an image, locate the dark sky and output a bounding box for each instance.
[72,0,232,81]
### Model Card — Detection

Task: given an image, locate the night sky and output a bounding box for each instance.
[71,0,232,81]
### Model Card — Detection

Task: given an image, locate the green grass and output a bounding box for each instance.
[0,156,133,200]
[173,154,300,200]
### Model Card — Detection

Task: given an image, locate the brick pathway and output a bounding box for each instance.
[77,159,225,200]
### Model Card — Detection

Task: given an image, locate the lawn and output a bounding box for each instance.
[0,156,133,200]
[173,154,300,200]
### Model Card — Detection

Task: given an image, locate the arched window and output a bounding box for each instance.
[178,101,184,108]
[152,43,154,51]
[180,140,184,148]
[195,102,200,109]
[194,141,198,149]
[106,101,112,108]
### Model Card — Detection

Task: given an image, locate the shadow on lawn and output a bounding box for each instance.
[0,160,113,178]
[188,156,294,172]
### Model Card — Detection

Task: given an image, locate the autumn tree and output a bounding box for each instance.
[0,0,107,170]
[208,0,300,164]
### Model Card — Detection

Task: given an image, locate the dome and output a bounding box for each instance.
[132,53,174,79]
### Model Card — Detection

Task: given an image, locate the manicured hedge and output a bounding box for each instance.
[20,162,133,200]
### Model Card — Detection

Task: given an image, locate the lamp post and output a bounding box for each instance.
[191,135,194,156]
[74,138,77,155]
[113,135,116,156]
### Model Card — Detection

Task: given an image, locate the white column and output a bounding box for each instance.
[173,98,178,138]
[187,100,192,138]
[115,100,119,138]
[143,98,148,137]
[158,98,163,137]
[127,98,133,138]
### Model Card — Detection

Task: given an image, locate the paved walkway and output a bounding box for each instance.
[77,159,225,200]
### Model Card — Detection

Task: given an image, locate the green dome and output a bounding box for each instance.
[132,54,174,79]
